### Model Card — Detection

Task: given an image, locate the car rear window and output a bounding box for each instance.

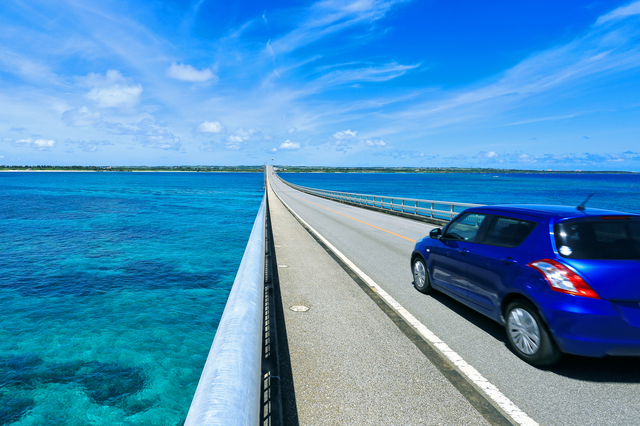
[554,217,640,260]
[481,216,537,248]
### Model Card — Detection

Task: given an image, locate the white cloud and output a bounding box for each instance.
[196,121,226,134]
[225,142,243,150]
[227,128,256,142]
[86,85,143,108]
[12,138,56,150]
[80,70,142,108]
[61,107,101,127]
[475,151,499,159]
[365,139,386,147]
[218,128,256,150]
[332,129,357,140]
[288,126,297,134]
[372,149,430,159]
[279,140,300,150]
[166,62,218,82]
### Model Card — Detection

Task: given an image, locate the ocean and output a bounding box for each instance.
[280,172,640,213]
[0,172,263,426]
[2,171,639,425]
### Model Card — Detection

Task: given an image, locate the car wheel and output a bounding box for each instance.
[412,257,432,294]
[505,300,561,366]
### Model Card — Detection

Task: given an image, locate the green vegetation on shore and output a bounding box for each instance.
[0,165,264,172]
[0,165,635,174]
[276,166,635,174]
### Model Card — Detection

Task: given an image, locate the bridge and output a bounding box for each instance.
[187,166,640,425]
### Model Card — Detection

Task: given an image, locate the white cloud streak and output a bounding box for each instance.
[269,0,409,55]
[596,0,640,24]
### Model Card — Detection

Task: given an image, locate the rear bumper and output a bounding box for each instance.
[541,297,640,357]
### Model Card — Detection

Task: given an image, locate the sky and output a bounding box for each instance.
[1,0,639,170]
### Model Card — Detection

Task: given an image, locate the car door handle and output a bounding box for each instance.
[459,248,470,255]
[502,257,518,265]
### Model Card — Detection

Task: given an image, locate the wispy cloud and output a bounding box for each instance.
[269,0,409,55]
[166,62,218,83]
[596,1,640,24]
[1,0,639,168]
[460,150,640,167]
[101,119,182,150]
[381,3,640,133]
[65,139,113,153]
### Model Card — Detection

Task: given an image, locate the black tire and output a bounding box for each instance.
[505,300,561,367]
[412,257,433,294]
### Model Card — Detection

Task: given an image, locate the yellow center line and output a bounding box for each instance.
[289,191,417,243]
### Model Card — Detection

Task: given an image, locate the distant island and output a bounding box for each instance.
[0,165,636,174]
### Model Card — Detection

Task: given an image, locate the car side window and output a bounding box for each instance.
[443,213,487,242]
[481,216,537,247]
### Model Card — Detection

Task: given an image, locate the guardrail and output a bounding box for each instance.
[275,174,481,223]
[185,196,266,426]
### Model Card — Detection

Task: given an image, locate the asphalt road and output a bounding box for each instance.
[270,170,640,426]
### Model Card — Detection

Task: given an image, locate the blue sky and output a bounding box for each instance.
[1,0,639,170]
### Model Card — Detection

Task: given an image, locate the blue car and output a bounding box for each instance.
[410,204,640,366]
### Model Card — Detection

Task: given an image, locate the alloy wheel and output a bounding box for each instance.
[507,307,541,355]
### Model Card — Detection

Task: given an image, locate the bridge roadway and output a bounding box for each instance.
[267,169,640,426]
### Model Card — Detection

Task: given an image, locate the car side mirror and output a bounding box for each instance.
[429,228,442,239]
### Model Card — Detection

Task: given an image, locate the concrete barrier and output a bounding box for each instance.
[185,196,266,426]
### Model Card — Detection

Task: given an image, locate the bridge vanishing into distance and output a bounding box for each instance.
[186,166,640,426]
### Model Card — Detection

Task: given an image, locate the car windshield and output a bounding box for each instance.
[554,217,640,260]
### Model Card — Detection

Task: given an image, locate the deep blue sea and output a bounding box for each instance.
[2,171,640,425]
[281,172,640,213]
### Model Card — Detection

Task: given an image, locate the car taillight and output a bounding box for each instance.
[528,259,600,299]
[600,216,632,220]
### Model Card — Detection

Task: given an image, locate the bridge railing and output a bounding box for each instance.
[185,196,266,426]
[276,175,481,222]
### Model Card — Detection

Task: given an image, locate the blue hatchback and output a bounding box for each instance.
[410,204,640,366]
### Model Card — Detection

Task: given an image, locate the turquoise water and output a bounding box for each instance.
[0,172,263,425]
[3,171,640,425]
[280,172,640,213]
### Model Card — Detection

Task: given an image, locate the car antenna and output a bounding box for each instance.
[577,193,594,211]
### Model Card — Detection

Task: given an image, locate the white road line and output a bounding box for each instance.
[271,181,539,426]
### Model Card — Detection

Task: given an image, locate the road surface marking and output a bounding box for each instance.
[289,191,417,243]
[271,180,539,426]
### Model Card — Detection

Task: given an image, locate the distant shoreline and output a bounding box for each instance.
[0,166,636,174]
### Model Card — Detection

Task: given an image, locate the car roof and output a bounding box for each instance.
[468,204,640,220]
